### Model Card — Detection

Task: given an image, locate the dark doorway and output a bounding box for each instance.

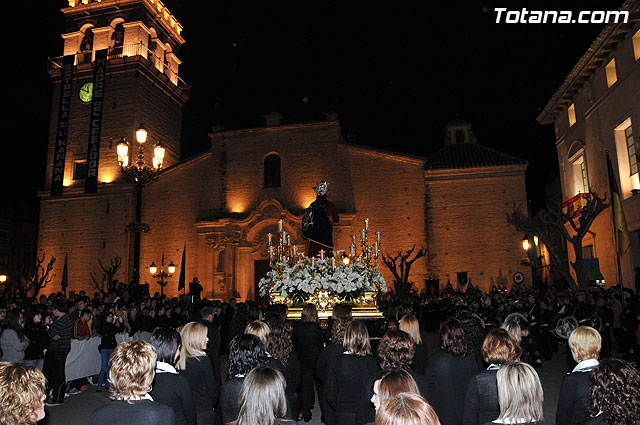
[254,260,271,302]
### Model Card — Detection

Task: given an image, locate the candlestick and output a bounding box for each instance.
[278,219,283,233]
[267,233,272,246]
[350,244,355,257]
[365,218,369,231]
[287,234,291,246]
[269,246,274,259]
[292,245,297,257]
[311,257,315,268]
[319,250,325,260]
[361,229,366,243]
[376,231,382,246]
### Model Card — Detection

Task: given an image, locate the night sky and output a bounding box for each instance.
[4,0,611,218]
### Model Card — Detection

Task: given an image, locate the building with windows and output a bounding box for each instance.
[537,0,640,289]
[37,0,530,299]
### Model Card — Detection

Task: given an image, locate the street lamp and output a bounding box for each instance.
[522,233,540,289]
[149,253,176,296]
[117,123,166,284]
[0,275,6,284]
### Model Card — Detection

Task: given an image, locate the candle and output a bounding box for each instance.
[311,257,315,268]
[361,229,366,243]
[287,234,291,246]
[352,234,357,245]
[278,219,283,233]
[269,246,274,259]
[332,257,336,268]
[364,218,369,231]
[267,233,272,246]
[374,243,379,258]
[376,231,382,245]
[350,244,355,257]
[292,245,297,257]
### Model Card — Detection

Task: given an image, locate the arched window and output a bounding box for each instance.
[264,154,281,188]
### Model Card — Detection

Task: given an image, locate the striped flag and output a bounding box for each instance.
[61,252,69,293]
[178,244,186,292]
[606,152,630,255]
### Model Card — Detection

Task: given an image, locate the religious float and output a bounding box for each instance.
[258,217,387,319]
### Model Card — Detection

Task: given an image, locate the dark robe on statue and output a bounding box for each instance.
[302,195,339,258]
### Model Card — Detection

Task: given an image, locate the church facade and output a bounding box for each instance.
[38,0,530,300]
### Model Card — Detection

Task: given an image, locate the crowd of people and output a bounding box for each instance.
[0,281,639,425]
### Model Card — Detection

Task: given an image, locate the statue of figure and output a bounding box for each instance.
[302,180,339,258]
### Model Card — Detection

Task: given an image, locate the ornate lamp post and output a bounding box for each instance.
[116,123,165,284]
[149,254,176,296]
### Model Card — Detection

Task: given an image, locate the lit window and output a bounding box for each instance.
[568,103,576,127]
[633,29,640,61]
[568,141,589,196]
[613,118,640,198]
[605,59,617,87]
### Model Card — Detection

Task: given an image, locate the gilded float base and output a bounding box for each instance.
[270,290,384,320]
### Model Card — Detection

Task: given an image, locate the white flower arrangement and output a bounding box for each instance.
[258,257,387,304]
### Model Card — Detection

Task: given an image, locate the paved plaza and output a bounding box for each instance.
[39,333,576,425]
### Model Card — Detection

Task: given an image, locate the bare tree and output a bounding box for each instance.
[382,245,426,296]
[507,192,608,291]
[14,254,56,301]
[91,257,122,295]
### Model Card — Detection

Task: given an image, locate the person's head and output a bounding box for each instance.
[332,303,352,320]
[481,328,521,365]
[343,320,371,356]
[244,320,270,347]
[496,362,544,424]
[398,314,422,345]
[589,358,640,425]
[227,334,268,377]
[377,330,415,370]
[232,366,287,425]
[375,392,441,425]
[52,302,67,317]
[200,304,215,322]
[149,327,182,366]
[301,303,319,323]
[264,318,293,366]
[501,319,522,343]
[109,340,157,402]
[331,316,352,344]
[80,308,92,322]
[7,308,24,329]
[0,362,47,425]
[177,321,208,370]
[568,326,601,362]
[371,368,420,412]
[439,317,467,358]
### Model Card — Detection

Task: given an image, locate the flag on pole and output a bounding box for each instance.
[606,152,630,255]
[61,252,69,293]
[178,244,186,292]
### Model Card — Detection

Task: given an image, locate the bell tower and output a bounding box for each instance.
[39,0,189,291]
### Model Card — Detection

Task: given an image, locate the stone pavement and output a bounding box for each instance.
[39,347,576,425]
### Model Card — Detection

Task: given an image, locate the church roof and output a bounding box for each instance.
[424,143,527,170]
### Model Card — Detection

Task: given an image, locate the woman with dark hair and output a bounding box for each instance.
[292,303,325,422]
[265,316,302,421]
[426,317,481,425]
[96,310,120,392]
[149,327,196,425]
[463,328,521,425]
[23,309,48,371]
[398,314,428,375]
[325,320,379,425]
[316,316,352,425]
[370,368,420,413]
[585,358,640,425]
[1,308,29,363]
[230,366,297,425]
[220,334,269,424]
[177,322,219,425]
[376,330,427,397]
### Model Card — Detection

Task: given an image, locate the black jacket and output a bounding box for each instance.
[150,369,196,425]
[179,356,219,413]
[426,351,482,425]
[325,353,379,425]
[200,319,222,385]
[23,323,48,360]
[556,369,593,425]
[89,399,175,425]
[292,321,325,369]
[463,369,499,425]
[412,343,428,375]
[220,376,243,425]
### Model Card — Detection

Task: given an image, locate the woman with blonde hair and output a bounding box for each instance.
[89,340,174,425]
[376,392,441,425]
[231,366,296,425]
[399,314,427,375]
[0,362,47,425]
[326,320,379,425]
[556,326,601,425]
[244,320,270,347]
[178,321,219,425]
[481,362,551,425]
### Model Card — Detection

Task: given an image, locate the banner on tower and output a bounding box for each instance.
[50,55,75,197]
[85,49,107,194]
